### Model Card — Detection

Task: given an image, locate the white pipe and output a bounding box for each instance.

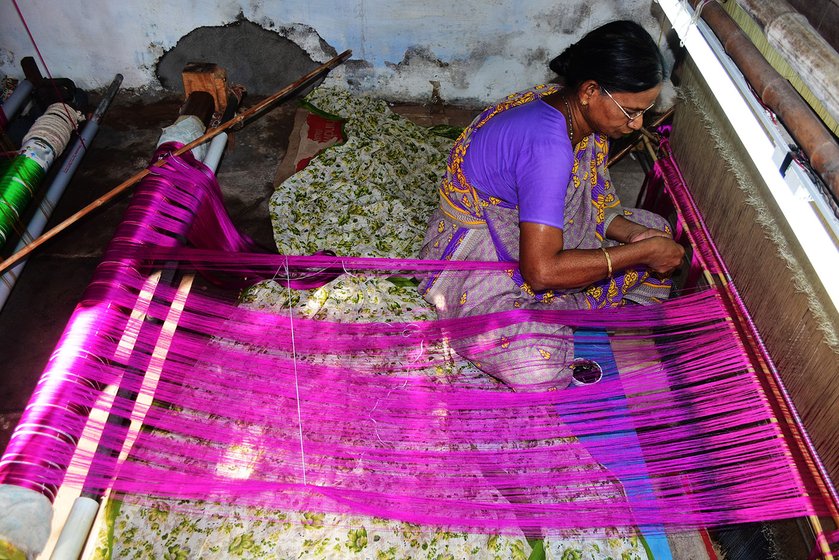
[0,79,34,125]
[47,497,98,560]
[203,132,229,171]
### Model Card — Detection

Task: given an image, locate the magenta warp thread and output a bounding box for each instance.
[655,127,839,515]
[0,145,257,499]
[0,146,833,536]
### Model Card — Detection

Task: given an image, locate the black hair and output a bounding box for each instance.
[549,20,665,93]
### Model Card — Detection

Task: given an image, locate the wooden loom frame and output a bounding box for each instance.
[48,125,838,560]
[637,131,839,559]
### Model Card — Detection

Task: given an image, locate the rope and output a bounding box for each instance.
[21,103,83,156]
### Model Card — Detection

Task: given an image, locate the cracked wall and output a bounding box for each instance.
[1,0,664,106]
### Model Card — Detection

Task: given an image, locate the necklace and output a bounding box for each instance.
[562,94,575,145]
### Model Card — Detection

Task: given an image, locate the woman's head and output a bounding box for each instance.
[550,20,666,137]
[550,20,665,93]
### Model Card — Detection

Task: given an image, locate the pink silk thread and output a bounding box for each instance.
[0,146,831,537]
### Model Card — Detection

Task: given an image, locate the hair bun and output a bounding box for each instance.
[548,21,664,91]
[549,43,575,77]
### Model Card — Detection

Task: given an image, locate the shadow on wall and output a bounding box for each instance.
[156,19,329,96]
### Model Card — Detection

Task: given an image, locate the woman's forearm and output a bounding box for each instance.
[604,215,650,243]
[519,222,684,292]
[523,238,684,291]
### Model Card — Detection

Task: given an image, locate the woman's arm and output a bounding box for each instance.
[519,222,684,292]
[605,215,672,243]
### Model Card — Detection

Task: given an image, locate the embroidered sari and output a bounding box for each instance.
[419,85,672,389]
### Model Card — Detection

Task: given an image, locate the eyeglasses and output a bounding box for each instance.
[601,86,655,123]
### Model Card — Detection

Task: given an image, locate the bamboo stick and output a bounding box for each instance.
[607,107,675,168]
[0,49,352,276]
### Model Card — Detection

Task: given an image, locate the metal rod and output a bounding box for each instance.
[0,49,352,276]
[0,79,34,127]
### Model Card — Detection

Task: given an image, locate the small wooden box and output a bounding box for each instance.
[181,63,228,114]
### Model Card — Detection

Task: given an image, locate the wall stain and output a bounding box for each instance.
[155,19,325,95]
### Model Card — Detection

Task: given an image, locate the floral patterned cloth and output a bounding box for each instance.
[93,498,531,560]
[91,87,651,560]
[270,88,452,260]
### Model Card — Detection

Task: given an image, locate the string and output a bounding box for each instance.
[0,156,44,244]
[691,0,717,26]
[21,103,82,155]
[10,0,87,150]
[283,254,308,486]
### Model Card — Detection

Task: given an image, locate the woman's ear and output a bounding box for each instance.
[578,80,599,106]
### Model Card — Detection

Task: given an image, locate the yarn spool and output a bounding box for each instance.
[0,157,44,245]
[0,103,83,246]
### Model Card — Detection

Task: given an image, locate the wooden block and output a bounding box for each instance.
[181,62,228,114]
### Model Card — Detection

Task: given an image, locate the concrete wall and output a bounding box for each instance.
[0,0,662,105]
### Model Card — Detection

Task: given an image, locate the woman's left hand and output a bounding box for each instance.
[626,227,672,243]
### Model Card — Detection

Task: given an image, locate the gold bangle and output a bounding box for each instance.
[600,247,613,278]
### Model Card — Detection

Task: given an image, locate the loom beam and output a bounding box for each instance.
[688,0,839,201]
[734,0,839,127]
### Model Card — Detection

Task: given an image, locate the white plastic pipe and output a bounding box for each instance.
[0,79,34,125]
[48,497,99,560]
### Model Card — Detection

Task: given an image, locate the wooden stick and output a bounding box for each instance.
[607,107,675,168]
[0,49,352,276]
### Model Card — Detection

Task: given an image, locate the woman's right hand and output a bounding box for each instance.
[639,237,685,275]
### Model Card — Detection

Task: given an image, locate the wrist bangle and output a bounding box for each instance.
[600,247,613,278]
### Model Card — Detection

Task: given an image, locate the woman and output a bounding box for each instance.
[419,20,684,390]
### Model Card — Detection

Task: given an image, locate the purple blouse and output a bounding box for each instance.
[461,99,574,229]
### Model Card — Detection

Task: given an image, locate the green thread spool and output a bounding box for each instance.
[0,102,83,247]
[0,155,46,246]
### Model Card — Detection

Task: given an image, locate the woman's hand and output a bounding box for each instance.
[637,236,684,275]
[519,222,684,290]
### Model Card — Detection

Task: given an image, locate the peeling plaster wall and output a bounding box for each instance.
[0,0,663,106]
